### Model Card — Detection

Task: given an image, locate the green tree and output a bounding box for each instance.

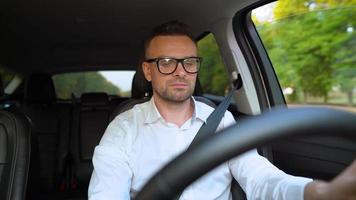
[198,34,229,96]
[333,34,356,105]
[256,0,355,103]
[274,0,310,20]
[53,72,121,99]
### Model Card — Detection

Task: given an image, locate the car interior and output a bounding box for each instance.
[0,0,355,200]
[0,75,31,200]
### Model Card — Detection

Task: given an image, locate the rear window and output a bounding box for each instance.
[53,70,135,99]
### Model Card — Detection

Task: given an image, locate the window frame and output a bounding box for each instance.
[232,0,286,112]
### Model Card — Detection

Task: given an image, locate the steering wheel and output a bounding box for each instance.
[135,107,356,200]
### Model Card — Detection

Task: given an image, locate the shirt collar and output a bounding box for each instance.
[192,96,210,124]
[144,97,162,124]
[144,96,211,125]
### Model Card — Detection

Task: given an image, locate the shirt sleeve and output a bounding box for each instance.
[229,150,312,200]
[88,117,133,200]
[222,111,313,200]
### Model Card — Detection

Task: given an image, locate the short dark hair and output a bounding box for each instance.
[143,20,196,58]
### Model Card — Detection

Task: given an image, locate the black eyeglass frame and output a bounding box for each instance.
[145,57,203,75]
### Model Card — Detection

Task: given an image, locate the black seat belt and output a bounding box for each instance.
[188,74,242,150]
[175,74,242,200]
[59,94,78,194]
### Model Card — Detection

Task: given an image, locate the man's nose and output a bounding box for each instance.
[173,62,186,76]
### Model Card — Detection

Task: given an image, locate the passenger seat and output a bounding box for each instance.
[68,92,111,198]
[0,74,31,200]
[21,74,72,200]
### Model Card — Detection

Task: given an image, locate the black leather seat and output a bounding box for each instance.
[0,82,31,200]
[67,92,111,198]
[21,74,72,200]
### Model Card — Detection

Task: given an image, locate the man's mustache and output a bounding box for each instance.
[169,77,189,84]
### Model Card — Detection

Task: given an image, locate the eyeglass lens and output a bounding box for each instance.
[158,58,200,74]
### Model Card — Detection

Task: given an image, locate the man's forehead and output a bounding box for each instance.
[146,35,198,57]
[149,35,196,46]
[152,35,194,41]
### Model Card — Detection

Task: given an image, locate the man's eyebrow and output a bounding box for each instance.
[151,55,198,58]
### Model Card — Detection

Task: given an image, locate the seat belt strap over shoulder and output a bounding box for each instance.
[188,73,242,150]
[174,74,242,200]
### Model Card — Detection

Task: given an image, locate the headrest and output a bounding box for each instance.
[25,74,56,104]
[131,67,152,99]
[0,74,4,97]
[81,92,109,106]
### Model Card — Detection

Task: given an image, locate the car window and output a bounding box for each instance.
[198,33,229,96]
[0,65,17,89]
[252,0,355,113]
[0,65,23,95]
[53,70,135,99]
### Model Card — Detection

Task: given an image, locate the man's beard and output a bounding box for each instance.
[153,78,195,103]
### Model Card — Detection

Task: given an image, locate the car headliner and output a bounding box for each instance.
[0,0,260,74]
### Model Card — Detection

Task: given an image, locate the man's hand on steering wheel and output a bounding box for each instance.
[305,160,356,200]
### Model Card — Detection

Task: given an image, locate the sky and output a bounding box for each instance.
[100,71,135,92]
[252,2,276,22]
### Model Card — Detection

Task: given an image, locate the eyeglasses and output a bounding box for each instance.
[145,57,202,75]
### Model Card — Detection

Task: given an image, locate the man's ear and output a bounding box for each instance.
[142,62,152,82]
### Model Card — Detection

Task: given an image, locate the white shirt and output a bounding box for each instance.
[88,97,312,200]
